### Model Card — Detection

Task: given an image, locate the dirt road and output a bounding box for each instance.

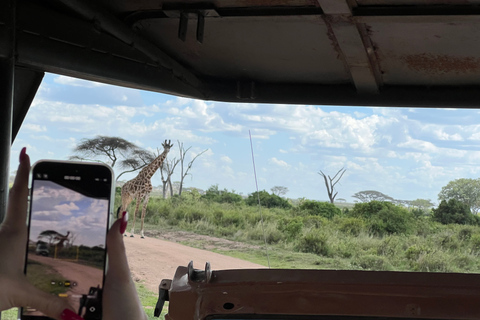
[124,233,266,292]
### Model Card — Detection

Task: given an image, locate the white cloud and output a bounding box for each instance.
[54,75,106,88]
[269,157,289,168]
[221,156,232,163]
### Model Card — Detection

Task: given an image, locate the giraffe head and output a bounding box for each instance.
[162,139,174,152]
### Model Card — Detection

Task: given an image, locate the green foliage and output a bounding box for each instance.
[438,178,480,214]
[336,217,365,236]
[278,217,303,239]
[351,200,394,218]
[354,254,393,271]
[432,199,474,225]
[298,200,341,219]
[369,206,414,236]
[202,185,243,204]
[246,190,292,209]
[122,190,480,274]
[296,231,331,256]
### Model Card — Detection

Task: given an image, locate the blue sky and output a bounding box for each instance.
[30,180,108,247]
[10,73,480,204]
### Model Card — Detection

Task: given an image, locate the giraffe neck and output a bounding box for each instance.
[139,149,169,180]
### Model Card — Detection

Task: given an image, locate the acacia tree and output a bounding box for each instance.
[271,186,289,197]
[177,141,208,196]
[70,136,155,180]
[438,178,480,214]
[318,167,346,203]
[352,190,394,203]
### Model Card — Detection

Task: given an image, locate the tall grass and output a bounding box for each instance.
[119,192,480,273]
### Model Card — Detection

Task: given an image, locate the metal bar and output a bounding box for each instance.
[55,0,202,90]
[0,0,15,226]
[13,67,44,141]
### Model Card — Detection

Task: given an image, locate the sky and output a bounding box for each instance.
[9,73,480,205]
[30,180,108,247]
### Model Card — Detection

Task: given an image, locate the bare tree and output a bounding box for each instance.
[160,157,180,198]
[177,141,208,196]
[271,186,289,197]
[318,167,346,203]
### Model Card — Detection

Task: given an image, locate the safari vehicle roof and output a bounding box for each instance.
[3,0,480,140]
[3,1,480,319]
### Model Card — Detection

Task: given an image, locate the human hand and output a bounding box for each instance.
[0,148,78,319]
[0,148,147,320]
[103,212,147,320]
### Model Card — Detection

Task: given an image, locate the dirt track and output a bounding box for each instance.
[124,233,266,292]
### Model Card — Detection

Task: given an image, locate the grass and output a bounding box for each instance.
[0,283,164,320]
[135,282,168,320]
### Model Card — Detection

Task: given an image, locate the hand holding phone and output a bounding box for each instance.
[1,148,147,320]
[21,160,114,320]
[0,149,73,319]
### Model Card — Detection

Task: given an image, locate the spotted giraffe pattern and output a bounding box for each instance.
[120,140,173,238]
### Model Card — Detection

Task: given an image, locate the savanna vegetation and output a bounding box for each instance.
[117,184,480,274]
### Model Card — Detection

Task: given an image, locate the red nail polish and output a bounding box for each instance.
[120,211,128,234]
[19,147,27,162]
[61,308,84,320]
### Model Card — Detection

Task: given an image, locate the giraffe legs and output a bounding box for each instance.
[140,194,150,239]
[130,196,142,237]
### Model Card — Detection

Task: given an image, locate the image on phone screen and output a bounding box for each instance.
[22,162,112,320]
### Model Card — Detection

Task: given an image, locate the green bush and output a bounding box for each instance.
[278,217,303,240]
[369,206,413,236]
[354,254,392,271]
[302,215,328,228]
[337,217,365,236]
[432,199,474,225]
[298,200,341,219]
[296,231,331,256]
[246,190,291,209]
[202,185,244,204]
[352,201,394,218]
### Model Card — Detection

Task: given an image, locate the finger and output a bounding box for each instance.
[8,278,75,320]
[103,215,146,320]
[105,214,131,284]
[4,147,31,230]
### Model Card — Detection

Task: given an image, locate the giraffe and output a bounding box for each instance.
[120,139,173,238]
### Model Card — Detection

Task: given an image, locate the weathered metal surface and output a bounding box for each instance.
[165,266,480,320]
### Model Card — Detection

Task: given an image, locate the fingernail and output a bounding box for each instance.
[61,308,84,320]
[19,147,27,162]
[120,211,128,234]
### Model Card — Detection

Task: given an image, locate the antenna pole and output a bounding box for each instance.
[249,130,270,268]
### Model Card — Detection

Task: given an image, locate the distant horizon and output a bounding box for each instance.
[10,73,480,205]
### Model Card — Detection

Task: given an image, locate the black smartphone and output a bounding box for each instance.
[21,160,114,320]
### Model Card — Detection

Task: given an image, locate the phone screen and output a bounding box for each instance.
[22,161,113,320]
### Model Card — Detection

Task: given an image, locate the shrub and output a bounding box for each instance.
[302,215,328,228]
[354,254,392,271]
[296,231,331,256]
[246,190,292,209]
[432,199,474,225]
[202,185,243,204]
[368,206,413,236]
[278,217,303,240]
[470,234,480,252]
[298,200,341,219]
[405,244,431,261]
[352,201,394,218]
[337,217,365,236]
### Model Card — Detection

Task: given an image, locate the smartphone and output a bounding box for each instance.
[21,160,114,320]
